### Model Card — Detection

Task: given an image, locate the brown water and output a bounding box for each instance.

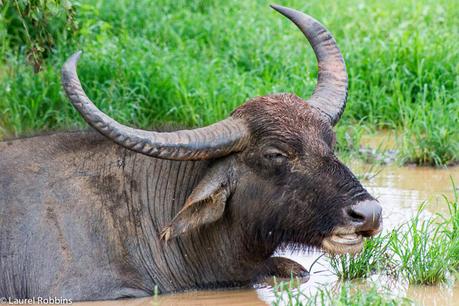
[78,290,266,306]
[75,131,459,306]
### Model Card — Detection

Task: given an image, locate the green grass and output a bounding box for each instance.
[328,233,393,280]
[1,0,458,165]
[272,277,304,306]
[389,211,453,285]
[307,284,414,306]
[272,279,413,306]
[442,179,459,271]
[327,184,459,286]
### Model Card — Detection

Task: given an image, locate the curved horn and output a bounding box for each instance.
[271,4,348,126]
[62,51,249,161]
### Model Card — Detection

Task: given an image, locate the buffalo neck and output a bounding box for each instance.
[82,138,274,293]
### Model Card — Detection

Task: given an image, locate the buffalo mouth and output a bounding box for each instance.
[322,200,383,254]
[321,227,381,255]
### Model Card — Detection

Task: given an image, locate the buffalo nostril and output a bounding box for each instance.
[345,200,382,232]
[346,207,366,223]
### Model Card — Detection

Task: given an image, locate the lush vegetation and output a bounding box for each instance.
[272,279,413,306]
[330,186,459,285]
[1,0,78,72]
[1,0,458,165]
[328,233,393,280]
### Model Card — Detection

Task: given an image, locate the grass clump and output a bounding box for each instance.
[328,182,459,286]
[272,277,304,306]
[328,233,393,280]
[272,279,413,306]
[307,284,413,306]
[389,211,453,285]
[397,92,459,166]
[441,180,459,271]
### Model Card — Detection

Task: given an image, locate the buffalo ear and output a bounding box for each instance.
[160,162,232,241]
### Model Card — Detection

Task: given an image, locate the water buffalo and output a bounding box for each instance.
[0,5,382,301]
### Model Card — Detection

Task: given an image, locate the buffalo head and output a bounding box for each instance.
[62,5,382,255]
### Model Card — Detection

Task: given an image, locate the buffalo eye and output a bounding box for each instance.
[263,148,288,165]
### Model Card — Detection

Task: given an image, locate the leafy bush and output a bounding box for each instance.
[1,0,78,71]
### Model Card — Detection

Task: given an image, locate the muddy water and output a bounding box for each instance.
[75,148,459,306]
[78,290,266,306]
[358,162,459,228]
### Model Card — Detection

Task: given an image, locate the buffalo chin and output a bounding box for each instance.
[321,233,364,255]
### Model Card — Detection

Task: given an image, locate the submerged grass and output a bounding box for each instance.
[0,0,458,165]
[328,233,393,280]
[272,280,413,306]
[328,182,459,286]
[306,284,414,306]
[272,277,304,306]
[389,210,453,285]
[443,179,459,271]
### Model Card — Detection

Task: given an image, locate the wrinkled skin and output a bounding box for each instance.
[0,94,381,300]
[231,94,377,251]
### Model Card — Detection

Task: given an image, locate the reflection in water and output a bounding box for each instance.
[76,163,459,306]
[360,163,459,229]
[78,290,266,306]
[407,285,459,306]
